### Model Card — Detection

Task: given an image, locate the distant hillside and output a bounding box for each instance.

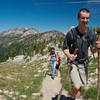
[0,27,65,62]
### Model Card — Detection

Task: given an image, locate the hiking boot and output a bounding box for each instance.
[68,96,75,100]
[51,76,54,79]
[71,97,75,100]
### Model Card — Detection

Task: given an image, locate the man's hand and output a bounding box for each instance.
[69,54,77,61]
[96,41,100,49]
[63,49,77,61]
[90,46,97,53]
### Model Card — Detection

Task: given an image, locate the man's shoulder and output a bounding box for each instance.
[66,27,77,36]
[67,27,76,32]
[87,28,95,33]
[86,28,95,36]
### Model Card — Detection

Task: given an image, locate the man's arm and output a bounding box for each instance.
[63,48,77,61]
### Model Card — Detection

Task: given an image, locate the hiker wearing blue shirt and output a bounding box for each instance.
[63,8,100,100]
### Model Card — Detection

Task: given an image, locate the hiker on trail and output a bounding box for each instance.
[48,47,57,79]
[55,52,61,76]
[63,8,100,100]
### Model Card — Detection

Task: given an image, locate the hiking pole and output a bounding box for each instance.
[57,48,78,100]
[96,36,100,100]
[90,46,96,60]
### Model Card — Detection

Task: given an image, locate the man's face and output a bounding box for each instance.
[51,49,55,52]
[78,11,90,27]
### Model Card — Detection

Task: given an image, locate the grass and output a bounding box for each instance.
[0,58,49,100]
[82,86,100,100]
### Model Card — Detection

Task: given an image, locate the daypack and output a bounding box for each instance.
[68,27,97,62]
[69,27,93,54]
[57,55,61,63]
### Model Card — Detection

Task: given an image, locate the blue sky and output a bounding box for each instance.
[0,0,100,33]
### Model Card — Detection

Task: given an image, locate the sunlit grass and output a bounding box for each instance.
[0,58,48,100]
[81,86,100,100]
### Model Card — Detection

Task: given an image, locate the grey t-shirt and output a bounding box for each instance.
[50,52,57,61]
[63,27,96,62]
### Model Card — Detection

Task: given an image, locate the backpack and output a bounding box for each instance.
[57,55,61,63]
[69,27,92,53]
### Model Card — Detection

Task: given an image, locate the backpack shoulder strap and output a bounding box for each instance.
[69,27,78,41]
[70,27,91,48]
[71,27,91,41]
[70,27,78,44]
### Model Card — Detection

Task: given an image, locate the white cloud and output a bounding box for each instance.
[87,0,100,3]
[32,0,57,6]
[64,0,100,4]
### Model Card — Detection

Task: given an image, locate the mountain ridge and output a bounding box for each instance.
[0,27,65,62]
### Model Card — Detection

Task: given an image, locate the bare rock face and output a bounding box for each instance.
[0,27,39,37]
[22,28,40,37]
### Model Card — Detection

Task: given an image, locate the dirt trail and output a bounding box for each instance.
[41,71,68,100]
[41,70,85,100]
